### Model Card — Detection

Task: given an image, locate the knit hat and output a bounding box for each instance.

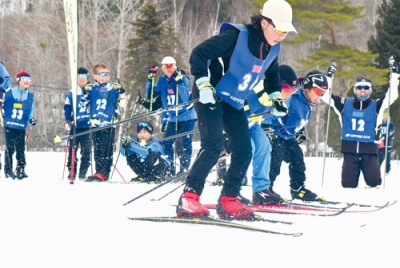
[279,65,298,93]
[78,67,89,76]
[16,71,30,82]
[137,122,153,134]
[261,0,297,33]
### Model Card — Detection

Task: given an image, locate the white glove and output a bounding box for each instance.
[196,77,216,104]
[120,134,131,147]
[65,122,71,131]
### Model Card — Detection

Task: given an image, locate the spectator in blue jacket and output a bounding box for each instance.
[0,61,12,94]
[63,67,92,180]
[145,57,197,176]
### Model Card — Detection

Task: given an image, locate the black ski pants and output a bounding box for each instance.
[185,101,252,197]
[341,153,381,188]
[126,151,167,181]
[4,127,26,173]
[269,136,306,191]
[67,127,92,178]
[92,127,115,179]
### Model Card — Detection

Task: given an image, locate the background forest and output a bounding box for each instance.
[0,0,399,159]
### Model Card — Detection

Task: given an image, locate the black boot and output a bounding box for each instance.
[16,167,28,180]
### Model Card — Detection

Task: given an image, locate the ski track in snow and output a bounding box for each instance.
[0,152,399,268]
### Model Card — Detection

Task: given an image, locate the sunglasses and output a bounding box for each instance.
[311,83,327,96]
[356,85,370,90]
[78,74,88,78]
[163,64,175,70]
[96,72,110,77]
[267,19,287,35]
[19,76,32,82]
[281,83,298,93]
[137,122,153,132]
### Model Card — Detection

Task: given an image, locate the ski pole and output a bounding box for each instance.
[111,163,126,182]
[62,141,69,180]
[25,125,33,144]
[69,125,77,184]
[61,98,199,141]
[122,175,178,206]
[383,55,395,188]
[321,60,336,187]
[110,90,137,181]
[150,74,155,111]
[152,181,186,201]
[108,78,123,181]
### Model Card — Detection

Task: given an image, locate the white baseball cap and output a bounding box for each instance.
[261,0,297,33]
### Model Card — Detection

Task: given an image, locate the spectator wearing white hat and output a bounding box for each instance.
[176,0,297,219]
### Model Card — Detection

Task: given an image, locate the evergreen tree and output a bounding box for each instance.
[159,19,188,73]
[123,3,189,134]
[125,4,163,89]
[368,0,400,68]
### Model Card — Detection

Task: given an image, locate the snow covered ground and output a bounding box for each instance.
[0,151,399,268]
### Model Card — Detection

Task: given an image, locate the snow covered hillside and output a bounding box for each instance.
[0,152,399,268]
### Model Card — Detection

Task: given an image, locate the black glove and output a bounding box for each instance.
[112,82,125,94]
[29,117,37,126]
[120,134,131,147]
[161,122,168,132]
[261,123,274,134]
[327,62,336,78]
[136,91,145,104]
[272,97,288,114]
[295,129,306,144]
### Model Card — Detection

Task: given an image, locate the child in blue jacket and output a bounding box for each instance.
[120,122,170,183]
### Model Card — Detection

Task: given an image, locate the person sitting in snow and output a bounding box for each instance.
[120,122,170,183]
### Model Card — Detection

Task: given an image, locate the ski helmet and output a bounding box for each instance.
[161,56,177,70]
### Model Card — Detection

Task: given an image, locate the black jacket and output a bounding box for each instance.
[331,95,385,154]
[189,24,280,99]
